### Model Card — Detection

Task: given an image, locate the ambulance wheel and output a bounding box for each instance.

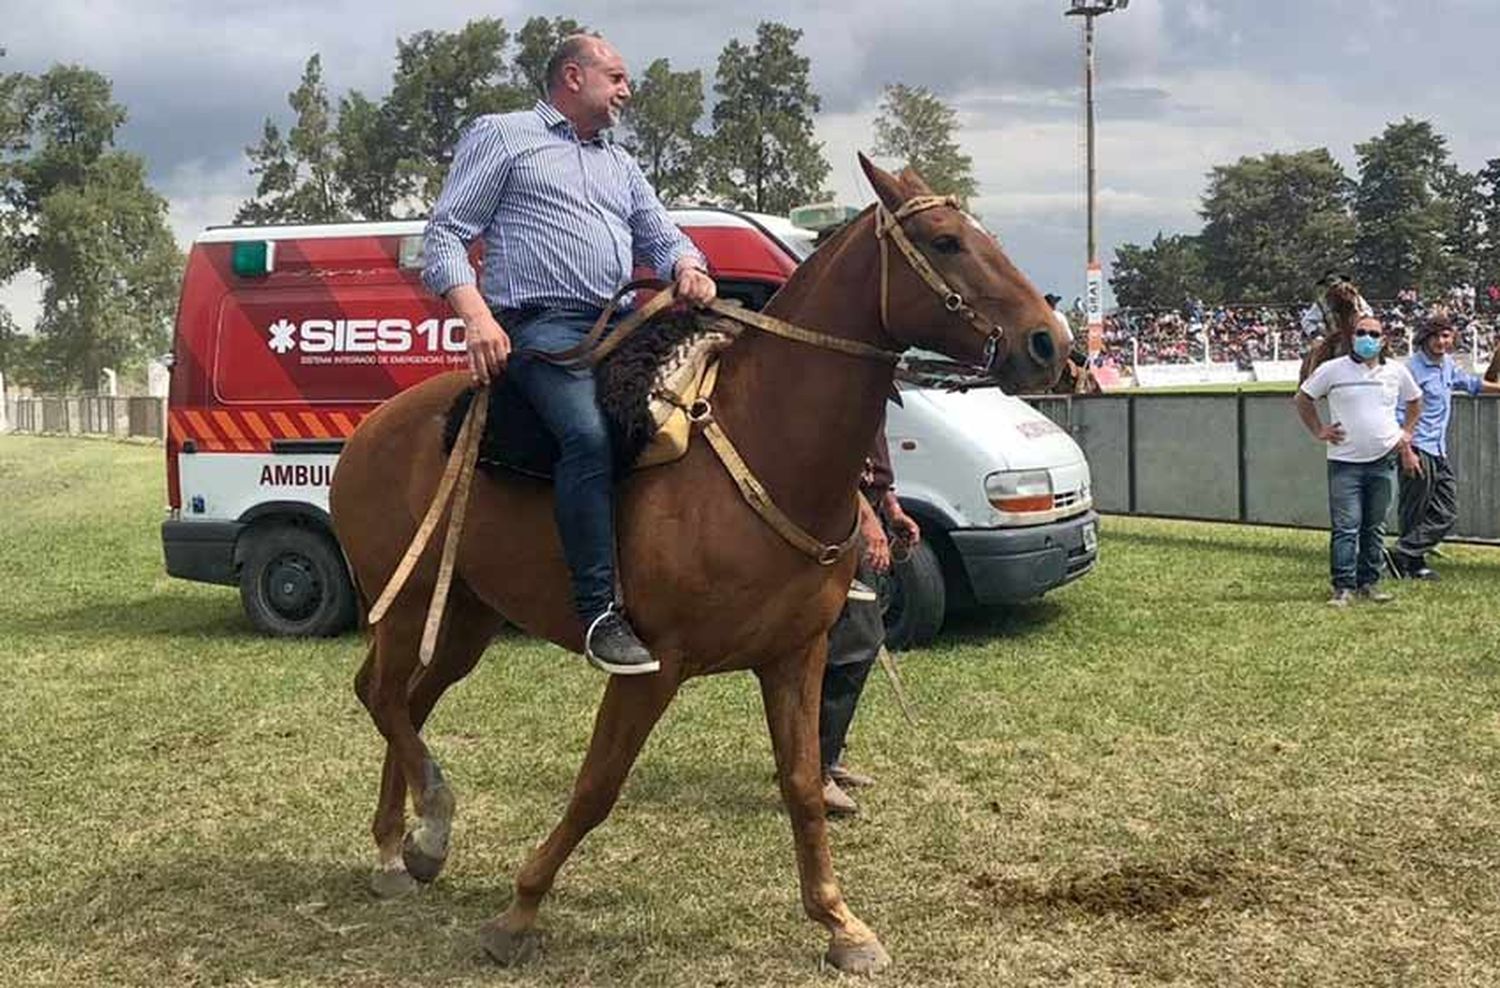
[880,541,946,650]
[239,524,357,637]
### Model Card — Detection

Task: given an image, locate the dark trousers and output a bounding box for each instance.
[1327,452,1396,591]
[819,562,885,773]
[1395,449,1457,564]
[503,307,616,623]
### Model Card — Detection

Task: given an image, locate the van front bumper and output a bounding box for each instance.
[162,519,243,586]
[949,510,1098,604]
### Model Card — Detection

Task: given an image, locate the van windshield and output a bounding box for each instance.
[778,230,817,261]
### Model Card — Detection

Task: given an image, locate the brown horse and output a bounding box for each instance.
[329,155,1068,974]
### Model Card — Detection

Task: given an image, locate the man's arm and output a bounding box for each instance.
[622,157,715,305]
[1294,382,1345,444]
[422,117,514,384]
[1452,363,1500,396]
[423,117,510,300]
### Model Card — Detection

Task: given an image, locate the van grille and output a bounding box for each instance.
[1054,489,1082,511]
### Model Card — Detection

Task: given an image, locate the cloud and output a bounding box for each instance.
[3,0,1499,330]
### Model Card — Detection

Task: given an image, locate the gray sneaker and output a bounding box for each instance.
[1327,589,1353,608]
[1356,586,1394,604]
[584,608,660,675]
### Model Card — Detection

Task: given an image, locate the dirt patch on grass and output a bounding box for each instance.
[970,854,1263,919]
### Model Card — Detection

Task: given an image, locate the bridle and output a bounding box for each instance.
[874,194,1007,374]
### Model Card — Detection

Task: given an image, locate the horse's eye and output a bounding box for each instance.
[931,235,962,255]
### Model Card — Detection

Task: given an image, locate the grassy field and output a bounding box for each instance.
[3,434,1499,987]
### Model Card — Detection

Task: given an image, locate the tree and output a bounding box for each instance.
[621,58,703,204]
[705,22,830,214]
[871,83,976,206]
[383,18,532,210]
[237,119,296,223]
[238,56,346,223]
[1476,158,1500,291]
[1198,148,1354,302]
[1438,166,1484,288]
[1352,118,1460,298]
[0,306,22,378]
[1110,233,1211,309]
[0,66,180,390]
[244,19,585,220]
[512,16,585,97]
[335,91,405,220]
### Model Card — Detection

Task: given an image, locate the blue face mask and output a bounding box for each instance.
[1353,335,1381,360]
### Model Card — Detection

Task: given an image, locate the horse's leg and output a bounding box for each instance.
[757,643,890,974]
[479,669,680,965]
[359,580,501,894]
[354,645,416,897]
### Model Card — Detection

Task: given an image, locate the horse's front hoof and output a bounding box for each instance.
[369,865,419,899]
[825,936,891,975]
[402,830,448,884]
[478,920,539,966]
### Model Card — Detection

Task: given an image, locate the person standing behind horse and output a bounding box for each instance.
[1295,315,1421,607]
[820,424,920,817]
[422,34,716,675]
[1387,315,1500,580]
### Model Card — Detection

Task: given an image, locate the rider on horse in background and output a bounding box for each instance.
[421,34,717,676]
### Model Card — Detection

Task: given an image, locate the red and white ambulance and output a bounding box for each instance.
[163,209,1096,643]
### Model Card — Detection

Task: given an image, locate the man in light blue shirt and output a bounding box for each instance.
[423,34,716,675]
[1389,316,1500,579]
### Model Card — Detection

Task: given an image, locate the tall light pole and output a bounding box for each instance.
[1065,0,1128,359]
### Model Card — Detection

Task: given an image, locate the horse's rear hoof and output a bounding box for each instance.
[402,831,448,884]
[825,937,891,975]
[479,921,539,966]
[370,865,419,899]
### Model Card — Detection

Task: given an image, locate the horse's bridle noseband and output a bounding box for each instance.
[874,195,1006,373]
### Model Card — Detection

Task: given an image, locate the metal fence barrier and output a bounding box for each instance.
[1028,393,1500,543]
[3,396,165,441]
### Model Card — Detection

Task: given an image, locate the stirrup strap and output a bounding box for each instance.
[697,412,859,565]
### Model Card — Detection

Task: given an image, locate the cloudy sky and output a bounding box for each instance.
[4,0,1497,327]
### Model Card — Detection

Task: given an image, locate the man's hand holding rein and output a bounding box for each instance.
[449,283,511,386]
[674,257,717,307]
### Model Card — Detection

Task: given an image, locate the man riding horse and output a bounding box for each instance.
[422,33,717,676]
[332,31,1070,973]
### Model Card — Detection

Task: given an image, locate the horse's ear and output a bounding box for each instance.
[859,152,906,212]
[898,166,934,196]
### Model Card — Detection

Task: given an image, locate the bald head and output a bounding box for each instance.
[545,34,630,140]
[545,34,611,96]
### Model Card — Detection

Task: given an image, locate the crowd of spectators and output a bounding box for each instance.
[1093,286,1500,371]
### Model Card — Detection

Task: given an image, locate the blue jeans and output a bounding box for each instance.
[1327,452,1396,591]
[503,307,617,623]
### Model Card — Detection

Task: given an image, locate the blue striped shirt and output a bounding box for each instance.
[422,100,705,310]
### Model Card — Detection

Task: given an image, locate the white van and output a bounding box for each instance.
[881,382,1097,647]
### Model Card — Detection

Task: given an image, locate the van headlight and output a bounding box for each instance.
[985,469,1054,513]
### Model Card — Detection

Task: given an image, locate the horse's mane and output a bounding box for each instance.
[761,205,878,311]
[1325,280,1364,336]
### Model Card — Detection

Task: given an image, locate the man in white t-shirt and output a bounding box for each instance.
[1295,315,1422,606]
